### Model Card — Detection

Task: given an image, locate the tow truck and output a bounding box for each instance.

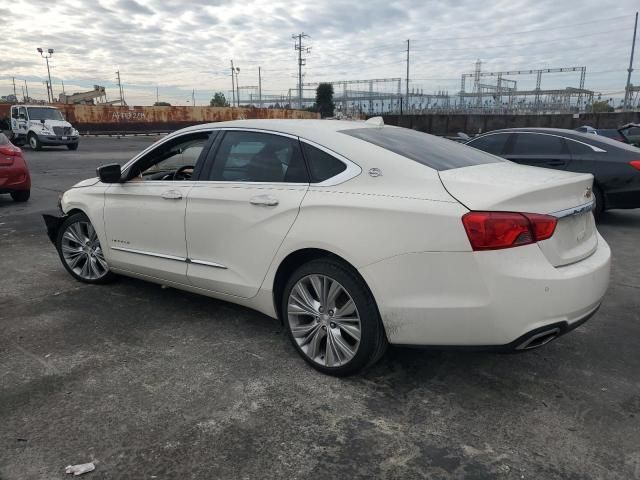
[8,105,79,150]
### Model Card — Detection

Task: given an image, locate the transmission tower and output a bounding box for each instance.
[292,32,311,109]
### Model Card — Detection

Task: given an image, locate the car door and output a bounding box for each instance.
[15,107,28,136]
[103,130,215,284]
[185,129,309,298]
[505,132,571,170]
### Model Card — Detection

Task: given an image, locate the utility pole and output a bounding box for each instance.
[293,32,311,109]
[258,66,262,108]
[24,80,29,102]
[12,77,17,99]
[37,48,55,102]
[192,89,195,107]
[230,60,239,107]
[235,69,240,107]
[21,86,25,102]
[624,12,638,110]
[406,39,410,113]
[61,80,66,95]
[156,86,159,104]
[115,70,125,105]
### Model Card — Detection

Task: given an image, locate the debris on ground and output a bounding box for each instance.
[65,462,95,475]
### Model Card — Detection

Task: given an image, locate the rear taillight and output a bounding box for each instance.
[630,160,640,171]
[0,144,20,157]
[462,211,557,251]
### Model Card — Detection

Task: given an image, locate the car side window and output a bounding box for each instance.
[18,107,27,119]
[512,134,564,155]
[301,143,347,182]
[566,139,594,155]
[467,134,510,155]
[127,131,212,181]
[208,131,308,183]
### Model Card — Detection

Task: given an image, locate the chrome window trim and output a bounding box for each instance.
[212,127,298,140]
[551,201,594,219]
[470,131,607,153]
[120,126,361,187]
[299,138,362,187]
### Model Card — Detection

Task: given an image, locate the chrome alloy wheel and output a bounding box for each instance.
[29,135,38,149]
[61,221,109,280]
[287,274,362,367]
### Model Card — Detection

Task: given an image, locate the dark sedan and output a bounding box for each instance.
[465,128,640,218]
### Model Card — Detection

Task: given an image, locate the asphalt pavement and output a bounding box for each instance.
[1,137,639,479]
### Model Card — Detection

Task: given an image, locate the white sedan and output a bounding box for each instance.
[43,119,611,375]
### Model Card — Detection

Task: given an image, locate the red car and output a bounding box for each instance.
[0,132,30,202]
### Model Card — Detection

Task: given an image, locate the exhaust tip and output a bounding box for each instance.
[516,327,561,350]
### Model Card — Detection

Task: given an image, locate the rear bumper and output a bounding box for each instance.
[604,188,640,210]
[359,234,611,347]
[0,167,31,193]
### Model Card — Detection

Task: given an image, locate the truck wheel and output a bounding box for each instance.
[28,133,42,151]
[11,190,30,202]
[67,143,79,151]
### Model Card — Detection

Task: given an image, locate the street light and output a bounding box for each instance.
[37,47,54,103]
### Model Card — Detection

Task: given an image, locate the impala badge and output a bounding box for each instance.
[369,168,382,177]
[584,187,592,199]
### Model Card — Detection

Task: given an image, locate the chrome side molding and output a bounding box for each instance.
[111,246,227,269]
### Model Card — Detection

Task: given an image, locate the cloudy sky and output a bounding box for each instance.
[1,0,638,105]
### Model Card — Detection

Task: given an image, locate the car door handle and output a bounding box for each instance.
[250,194,279,206]
[547,160,566,166]
[161,190,183,200]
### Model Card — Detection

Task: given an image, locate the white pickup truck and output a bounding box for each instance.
[9,105,79,150]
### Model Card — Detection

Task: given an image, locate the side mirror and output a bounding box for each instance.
[97,163,122,183]
[40,119,45,124]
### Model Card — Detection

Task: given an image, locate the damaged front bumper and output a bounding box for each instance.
[42,213,67,244]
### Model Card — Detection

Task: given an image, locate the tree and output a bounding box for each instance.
[153,101,171,106]
[210,92,229,107]
[315,83,334,117]
[588,100,614,113]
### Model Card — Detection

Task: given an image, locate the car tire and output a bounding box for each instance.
[28,133,42,151]
[282,258,387,376]
[10,190,30,202]
[593,185,604,221]
[67,143,79,151]
[56,212,116,284]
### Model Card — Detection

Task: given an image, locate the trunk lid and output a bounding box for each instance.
[439,162,597,266]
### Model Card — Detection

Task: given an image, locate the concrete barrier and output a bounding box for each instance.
[382,112,640,136]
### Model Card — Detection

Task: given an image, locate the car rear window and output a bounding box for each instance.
[340,126,502,171]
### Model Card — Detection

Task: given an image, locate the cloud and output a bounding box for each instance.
[1,0,637,104]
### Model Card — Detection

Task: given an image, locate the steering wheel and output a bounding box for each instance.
[173,165,194,180]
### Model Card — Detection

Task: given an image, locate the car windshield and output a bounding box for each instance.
[341,126,503,171]
[27,107,64,121]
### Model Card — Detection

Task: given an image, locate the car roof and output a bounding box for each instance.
[174,119,380,144]
[474,127,640,154]
[484,127,591,136]
[13,105,60,109]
